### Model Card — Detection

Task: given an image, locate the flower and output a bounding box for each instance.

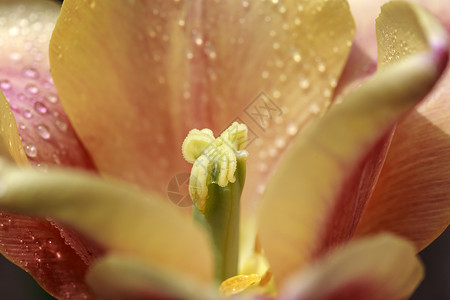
[0,0,448,299]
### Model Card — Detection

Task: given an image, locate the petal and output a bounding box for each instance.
[0,0,95,169]
[0,91,28,165]
[353,2,450,251]
[86,254,216,300]
[348,0,450,61]
[49,0,354,202]
[258,2,448,286]
[0,213,98,299]
[280,234,423,300]
[0,166,213,284]
[355,76,450,250]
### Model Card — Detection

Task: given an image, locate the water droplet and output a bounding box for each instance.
[8,26,19,37]
[258,162,267,172]
[194,36,203,46]
[0,79,11,91]
[257,184,266,195]
[178,18,185,27]
[286,122,298,136]
[242,0,250,8]
[36,124,50,139]
[55,119,68,132]
[25,83,39,95]
[268,147,277,157]
[10,52,21,61]
[90,1,96,9]
[45,93,58,103]
[272,90,281,99]
[293,52,302,63]
[34,102,48,114]
[299,77,310,89]
[272,42,280,50]
[329,75,338,88]
[261,70,270,79]
[275,137,286,149]
[52,153,61,165]
[309,102,321,114]
[25,144,37,158]
[23,109,33,119]
[316,58,326,73]
[186,51,194,60]
[23,67,39,79]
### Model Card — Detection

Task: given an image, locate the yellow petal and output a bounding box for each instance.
[49,1,354,201]
[281,234,423,300]
[0,166,213,284]
[0,91,28,165]
[258,2,448,286]
[86,254,216,300]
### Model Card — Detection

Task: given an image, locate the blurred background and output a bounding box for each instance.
[0,0,448,299]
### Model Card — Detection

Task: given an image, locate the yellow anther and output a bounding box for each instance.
[182,129,215,163]
[219,274,261,297]
[182,122,248,213]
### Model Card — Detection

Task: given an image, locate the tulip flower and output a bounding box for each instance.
[0,0,448,299]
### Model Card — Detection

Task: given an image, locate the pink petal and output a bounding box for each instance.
[0,0,96,169]
[0,2,102,298]
[0,212,97,299]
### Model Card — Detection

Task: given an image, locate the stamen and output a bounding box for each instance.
[182,122,248,213]
[219,274,261,297]
[182,122,248,282]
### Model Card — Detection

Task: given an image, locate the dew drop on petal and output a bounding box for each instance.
[25,83,39,95]
[293,52,302,63]
[55,119,68,132]
[23,67,39,79]
[44,93,58,103]
[286,122,298,136]
[25,144,37,158]
[34,101,48,114]
[299,78,310,90]
[0,79,11,91]
[23,109,33,119]
[36,124,51,139]
[52,153,61,165]
[257,184,266,195]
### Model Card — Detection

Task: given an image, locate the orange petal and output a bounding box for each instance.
[49,1,354,202]
[0,0,95,170]
[258,2,448,286]
[280,234,423,300]
[355,73,450,250]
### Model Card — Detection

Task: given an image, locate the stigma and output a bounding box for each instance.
[182,122,248,213]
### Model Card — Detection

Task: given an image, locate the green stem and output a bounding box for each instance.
[193,157,246,283]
